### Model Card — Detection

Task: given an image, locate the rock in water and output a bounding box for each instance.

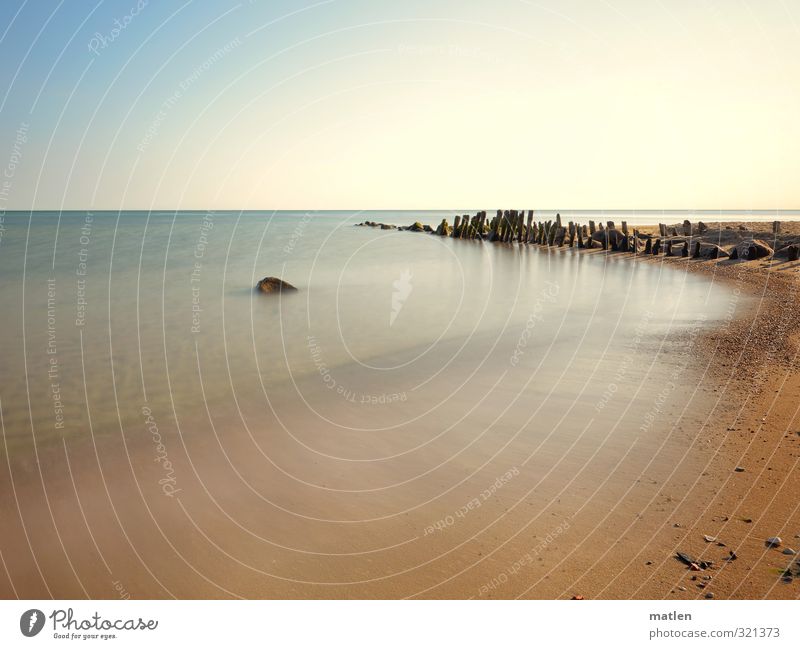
[256,277,298,294]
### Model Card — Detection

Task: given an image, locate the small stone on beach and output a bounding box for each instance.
[766,537,782,548]
[734,466,745,472]
[782,548,795,555]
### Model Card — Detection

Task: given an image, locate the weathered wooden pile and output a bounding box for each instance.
[356,213,796,262]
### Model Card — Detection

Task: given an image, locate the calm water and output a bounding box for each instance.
[0,209,742,452]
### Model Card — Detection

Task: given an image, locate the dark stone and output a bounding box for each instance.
[774,244,800,261]
[591,228,626,249]
[734,239,773,260]
[256,277,298,294]
[699,244,730,259]
[435,219,452,236]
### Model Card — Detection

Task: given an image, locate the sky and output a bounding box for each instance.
[0,0,798,210]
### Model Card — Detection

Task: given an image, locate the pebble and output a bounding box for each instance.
[678,586,687,591]
[734,466,745,472]
[782,548,796,555]
[705,592,715,599]
[766,537,782,547]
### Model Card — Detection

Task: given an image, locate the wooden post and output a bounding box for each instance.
[682,219,692,236]
[652,238,661,255]
[488,210,501,242]
[681,242,689,257]
[607,220,615,231]
[576,225,584,248]
[526,211,533,243]
[507,210,517,242]
[665,240,672,256]
[589,220,596,234]
[773,221,781,234]
[693,241,701,258]
[452,215,461,238]
[568,222,575,247]
[644,237,651,254]
[556,213,562,228]
[659,223,667,237]
[621,221,628,235]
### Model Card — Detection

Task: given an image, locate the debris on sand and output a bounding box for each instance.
[765,537,782,548]
[677,551,712,570]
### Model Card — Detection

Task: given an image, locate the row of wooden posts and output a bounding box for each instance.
[435,211,785,258]
[438,210,679,254]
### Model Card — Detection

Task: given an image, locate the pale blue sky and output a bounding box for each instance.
[0,0,798,209]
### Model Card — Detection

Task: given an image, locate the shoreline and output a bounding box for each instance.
[358,216,800,598]
[633,245,800,598]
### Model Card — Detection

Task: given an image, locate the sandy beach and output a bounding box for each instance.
[346,217,800,599]
[605,221,800,599]
[0,213,797,600]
